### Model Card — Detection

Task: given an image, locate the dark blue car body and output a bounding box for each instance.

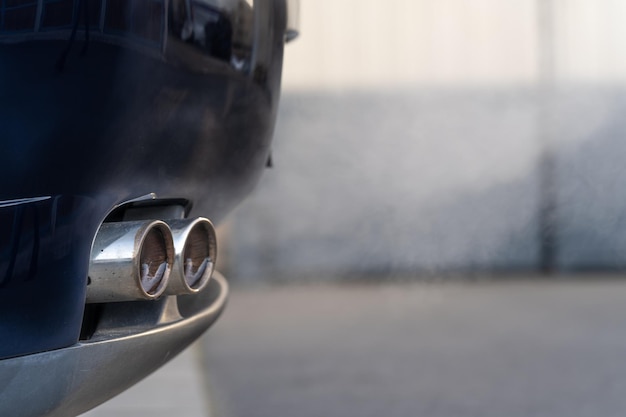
[0,0,287,360]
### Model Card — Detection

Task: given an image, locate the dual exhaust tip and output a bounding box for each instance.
[87,218,217,303]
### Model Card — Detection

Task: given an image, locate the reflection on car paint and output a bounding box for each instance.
[0,0,255,72]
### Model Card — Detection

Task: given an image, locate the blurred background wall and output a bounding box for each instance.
[221,0,626,282]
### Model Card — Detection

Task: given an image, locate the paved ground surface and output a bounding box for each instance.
[203,279,626,417]
[84,278,626,417]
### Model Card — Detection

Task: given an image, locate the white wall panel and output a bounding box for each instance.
[283,0,538,89]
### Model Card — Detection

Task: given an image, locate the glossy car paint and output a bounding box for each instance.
[0,0,287,359]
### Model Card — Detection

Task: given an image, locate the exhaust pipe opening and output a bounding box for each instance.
[183,224,212,288]
[139,224,171,296]
[165,218,217,295]
[87,221,175,303]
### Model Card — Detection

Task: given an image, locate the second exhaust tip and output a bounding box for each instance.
[165,217,217,295]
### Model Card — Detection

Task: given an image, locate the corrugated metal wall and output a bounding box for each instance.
[224,1,626,281]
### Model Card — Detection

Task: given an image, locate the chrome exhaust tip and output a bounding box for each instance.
[164,217,217,295]
[87,221,175,303]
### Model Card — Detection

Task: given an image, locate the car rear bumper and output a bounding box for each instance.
[0,271,228,417]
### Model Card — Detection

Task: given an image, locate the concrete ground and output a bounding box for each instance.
[85,278,626,417]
